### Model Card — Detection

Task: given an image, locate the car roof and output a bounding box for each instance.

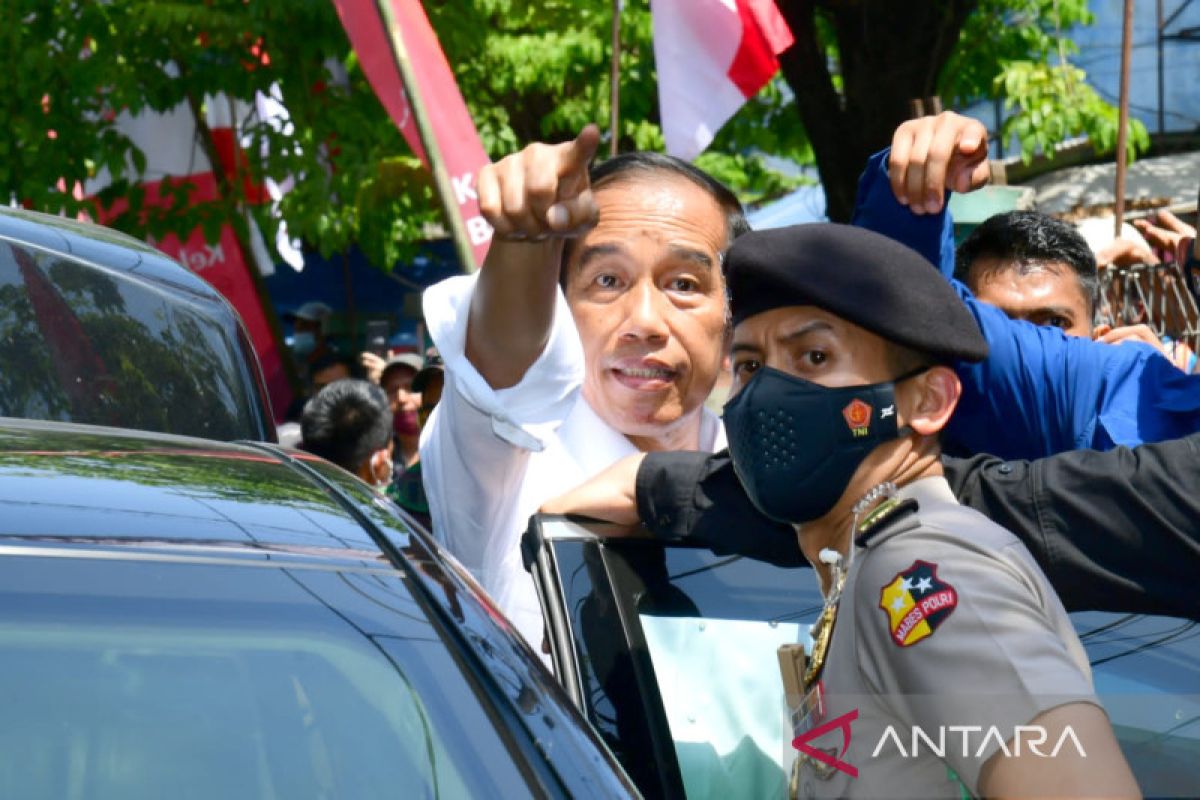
[0,205,217,298]
[0,417,379,556]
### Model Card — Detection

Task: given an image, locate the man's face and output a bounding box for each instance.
[381,366,420,415]
[730,306,896,396]
[564,174,729,447]
[968,257,1091,337]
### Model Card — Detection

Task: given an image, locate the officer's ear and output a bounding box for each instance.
[902,366,961,437]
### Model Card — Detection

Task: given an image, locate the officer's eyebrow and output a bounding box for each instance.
[730,320,834,356]
[730,341,761,356]
[779,320,834,342]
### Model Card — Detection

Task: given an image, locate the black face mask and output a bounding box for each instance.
[722,366,923,524]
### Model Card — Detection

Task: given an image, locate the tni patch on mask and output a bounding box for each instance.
[842,398,873,437]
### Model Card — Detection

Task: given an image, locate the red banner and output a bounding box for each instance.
[333,0,493,267]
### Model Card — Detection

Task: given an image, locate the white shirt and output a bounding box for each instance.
[419,272,726,649]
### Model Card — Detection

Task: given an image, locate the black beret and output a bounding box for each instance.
[726,223,988,363]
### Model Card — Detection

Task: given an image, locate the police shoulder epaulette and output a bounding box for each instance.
[854,497,919,548]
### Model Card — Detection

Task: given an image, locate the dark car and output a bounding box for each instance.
[0,418,637,798]
[526,516,1200,800]
[0,207,274,441]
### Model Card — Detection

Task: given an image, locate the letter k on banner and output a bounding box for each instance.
[792,708,859,778]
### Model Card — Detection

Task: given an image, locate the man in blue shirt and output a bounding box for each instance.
[852,112,1200,459]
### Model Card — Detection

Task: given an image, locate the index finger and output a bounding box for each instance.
[889,124,918,205]
[1099,325,1158,347]
[1155,209,1195,236]
[556,124,602,185]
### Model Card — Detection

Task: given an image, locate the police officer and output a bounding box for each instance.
[718,224,1138,799]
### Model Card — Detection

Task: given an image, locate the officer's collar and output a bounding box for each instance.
[853,475,954,549]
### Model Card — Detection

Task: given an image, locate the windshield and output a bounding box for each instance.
[0,551,533,799]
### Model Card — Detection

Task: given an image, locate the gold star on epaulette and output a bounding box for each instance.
[853,497,919,548]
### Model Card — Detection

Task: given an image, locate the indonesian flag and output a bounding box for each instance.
[652,0,793,160]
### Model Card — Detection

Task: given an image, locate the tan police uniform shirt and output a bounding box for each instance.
[794,476,1098,800]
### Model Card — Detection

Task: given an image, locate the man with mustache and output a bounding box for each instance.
[420,126,744,647]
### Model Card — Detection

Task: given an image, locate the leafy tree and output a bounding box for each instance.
[775,0,1147,221]
[5,0,803,273]
[4,0,1144,270]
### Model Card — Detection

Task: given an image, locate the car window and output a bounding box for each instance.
[620,547,819,800]
[630,555,1200,800]
[533,520,1200,800]
[0,553,535,799]
[0,242,259,440]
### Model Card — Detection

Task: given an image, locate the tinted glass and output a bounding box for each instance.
[0,242,259,440]
[543,521,1200,800]
[617,545,817,799]
[0,553,534,799]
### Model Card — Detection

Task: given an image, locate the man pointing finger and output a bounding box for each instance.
[421,127,747,649]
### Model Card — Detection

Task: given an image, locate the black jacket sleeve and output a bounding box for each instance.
[637,440,1200,620]
[943,434,1200,620]
[635,450,805,567]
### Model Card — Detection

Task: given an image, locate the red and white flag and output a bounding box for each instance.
[333,0,493,268]
[652,0,793,160]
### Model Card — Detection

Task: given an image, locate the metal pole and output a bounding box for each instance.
[1158,0,1166,134]
[373,0,478,273]
[610,0,622,157]
[1114,0,1135,238]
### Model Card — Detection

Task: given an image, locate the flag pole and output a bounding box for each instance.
[1114,0,1135,238]
[373,0,478,272]
[610,0,622,156]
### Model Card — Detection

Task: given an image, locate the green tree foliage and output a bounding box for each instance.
[995,62,1150,164]
[4,0,803,272]
[4,0,1147,265]
[942,0,1149,164]
[776,0,1146,220]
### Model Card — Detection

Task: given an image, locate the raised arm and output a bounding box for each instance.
[854,113,1200,459]
[852,111,989,275]
[468,125,601,389]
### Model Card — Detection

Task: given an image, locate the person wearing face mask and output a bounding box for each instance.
[285,301,338,372]
[717,224,1134,799]
[379,353,425,468]
[382,351,438,529]
[300,379,394,491]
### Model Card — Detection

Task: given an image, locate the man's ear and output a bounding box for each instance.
[904,366,961,437]
[358,448,393,485]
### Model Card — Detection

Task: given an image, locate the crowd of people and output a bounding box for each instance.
[284,109,1198,798]
[280,300,444,529]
